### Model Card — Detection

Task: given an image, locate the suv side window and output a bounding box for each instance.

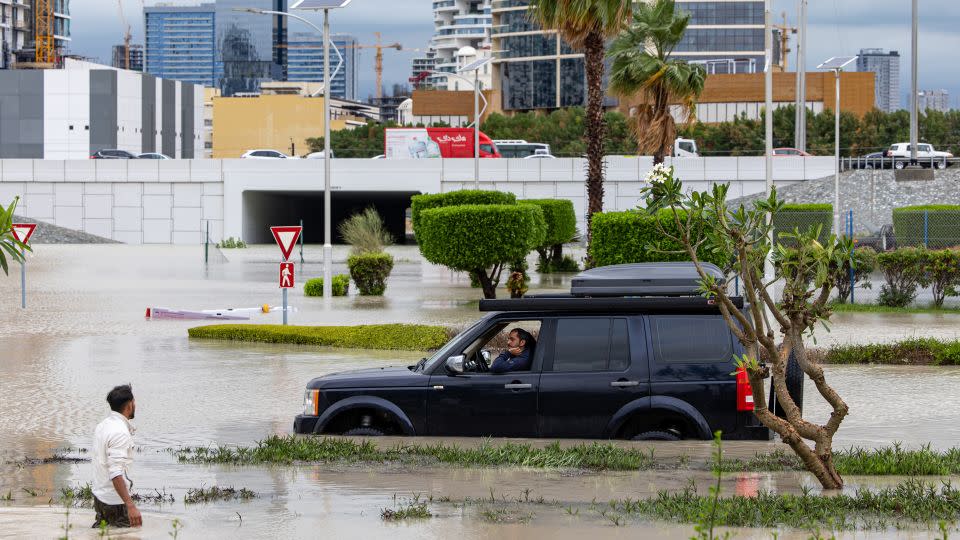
[650,315,732,364]
[551,318,629,372]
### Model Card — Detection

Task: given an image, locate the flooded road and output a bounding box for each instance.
[1,245,959,538]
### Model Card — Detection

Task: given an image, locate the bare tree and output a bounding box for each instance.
[642,166,850,489]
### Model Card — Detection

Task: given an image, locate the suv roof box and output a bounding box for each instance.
[570,262,724,297]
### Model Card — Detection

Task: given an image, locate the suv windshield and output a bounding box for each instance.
[419,318,485,372]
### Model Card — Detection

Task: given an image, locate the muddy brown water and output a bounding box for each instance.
[1,246,959,538]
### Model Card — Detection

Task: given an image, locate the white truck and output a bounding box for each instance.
[886,142,953,169]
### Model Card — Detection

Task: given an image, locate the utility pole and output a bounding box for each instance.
[794,0,807,152]
[764,0,775,286]
[909,0,919,165]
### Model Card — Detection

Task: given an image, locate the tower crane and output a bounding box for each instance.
[33,0,55,64]
[117,0,132,69]
[772,12,797,72]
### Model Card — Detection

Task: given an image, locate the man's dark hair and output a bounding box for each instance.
[106,385,134,413]
[511,328,536,350]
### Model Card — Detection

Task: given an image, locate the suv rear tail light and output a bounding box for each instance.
[736,367,754,411]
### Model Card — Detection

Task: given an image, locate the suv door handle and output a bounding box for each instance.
[504,383,532,390]
[610,380,640,388]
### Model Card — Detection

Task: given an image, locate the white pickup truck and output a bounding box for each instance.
[886,142,953,169]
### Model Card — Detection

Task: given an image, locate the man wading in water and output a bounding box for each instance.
[92,384,142,528]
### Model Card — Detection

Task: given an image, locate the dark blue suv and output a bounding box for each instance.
[293,263,787,441]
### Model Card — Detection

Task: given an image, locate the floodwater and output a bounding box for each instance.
[2,245,959,539]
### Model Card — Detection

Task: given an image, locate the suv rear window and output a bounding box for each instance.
[650,316,732,364]
[551,318,629,372]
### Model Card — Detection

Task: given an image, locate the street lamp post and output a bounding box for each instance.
[420,60,491,189]
[244,0,353,298]
[818,56,857,236]
[910,0,919,165]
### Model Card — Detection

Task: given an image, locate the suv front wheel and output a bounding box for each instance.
[631,430,680,441]
[343,427,385,436]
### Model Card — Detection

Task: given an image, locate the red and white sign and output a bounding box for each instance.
[11,223,37,245]
[270,226,302,261]
[279,262,295,289]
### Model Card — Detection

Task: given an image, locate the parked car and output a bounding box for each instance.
[293,263,793,441]
[773,148,813,157]
[136,152,172,160]
[305,150,335,159]
[90,149,136,159]
[371,155,385,160]
[886,143,953,169]
[241,149,295,159]
[523,149,556,159]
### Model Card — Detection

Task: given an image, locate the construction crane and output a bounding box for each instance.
[117,0,132,69]
[773,12,797,72]
[33,0,55,65]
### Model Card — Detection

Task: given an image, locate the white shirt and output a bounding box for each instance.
[92,412,135,505]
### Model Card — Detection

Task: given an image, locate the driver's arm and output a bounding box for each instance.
[489,351,514,373]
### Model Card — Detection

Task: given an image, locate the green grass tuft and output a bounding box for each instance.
[831,302,960,315]
[824,338,960,365]
[187,323,450,351]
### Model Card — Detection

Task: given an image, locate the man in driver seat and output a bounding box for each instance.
[490,328,535,373]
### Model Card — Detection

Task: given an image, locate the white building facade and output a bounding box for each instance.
[426,0,492,91]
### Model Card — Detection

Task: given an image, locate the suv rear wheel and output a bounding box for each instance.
[343,427,385,436]
[631,431,680,441]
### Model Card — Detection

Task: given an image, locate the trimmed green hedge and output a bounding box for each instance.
[589,210,730,267]
[893,205,960,249]
[417,204,546,272]
[188,324,449,351]
[823,338,960,366]
[347,252,394,296]
[304,275,349,297]
[773,204,832,245]
[520,199,577,246]
[411,190,516,235]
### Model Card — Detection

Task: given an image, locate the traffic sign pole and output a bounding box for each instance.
[271,227,302,327]
[283,288,288,325]
[11,223,36,310]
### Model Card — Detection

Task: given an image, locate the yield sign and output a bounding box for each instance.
[11,223,37,245]
[270,226,302,261]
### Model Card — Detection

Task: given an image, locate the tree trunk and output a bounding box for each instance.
[550,244,563,264]
[583,31,607,267]
[474,269,497,299]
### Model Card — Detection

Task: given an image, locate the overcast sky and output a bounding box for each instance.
[72,0,957,107]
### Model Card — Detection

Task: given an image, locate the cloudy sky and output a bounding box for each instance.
[72,0,957,107]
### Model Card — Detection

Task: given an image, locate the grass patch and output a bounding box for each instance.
[175,435,657,470]
[823,338,960,365]
[831,302,960,315]
[381,494,432,521]
[183,486,256,504]
[613,479,960,530]
[175,436,960,476]
[187,323,450,351]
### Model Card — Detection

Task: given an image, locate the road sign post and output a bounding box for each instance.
[271,226,303,326]
[11,223,37,309]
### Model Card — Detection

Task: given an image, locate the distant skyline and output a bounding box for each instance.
[71,0,958,108]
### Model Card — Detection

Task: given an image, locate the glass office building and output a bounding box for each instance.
[145,4,217,87]
[215,0,287,96]
[491,0,766,111]
[286,33,357,101]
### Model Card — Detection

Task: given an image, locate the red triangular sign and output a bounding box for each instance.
[270,226,302,261]
[11,223,37,245]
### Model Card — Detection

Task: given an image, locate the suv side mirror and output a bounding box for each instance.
[446,355,465,374]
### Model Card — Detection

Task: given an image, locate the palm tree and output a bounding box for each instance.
[608,0,706,164]
[528,0,633,252]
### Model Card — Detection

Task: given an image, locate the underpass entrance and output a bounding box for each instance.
[242,190,420,244]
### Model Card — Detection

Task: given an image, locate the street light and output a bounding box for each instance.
[817,56,857,237]
[455,48,491,189]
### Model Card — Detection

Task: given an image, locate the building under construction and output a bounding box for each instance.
[1,0,71,69]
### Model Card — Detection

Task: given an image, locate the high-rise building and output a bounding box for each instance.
[857,48,900,113]
[112,44,144,72]
[919,89,950,113]
[1,0,70,68]
[286,32,357,101]
[145,4,217,87]
[0,0,31,68]
[410,51,438,89]
[215,0,287,96]
[427,0,492,91]
[674,0,766,74]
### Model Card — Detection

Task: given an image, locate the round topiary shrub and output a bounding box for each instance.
[411,190,517,239]
[417,204,546,299]
[347,252,394,295]
[521,199,578,272]
[304,275,350,297]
